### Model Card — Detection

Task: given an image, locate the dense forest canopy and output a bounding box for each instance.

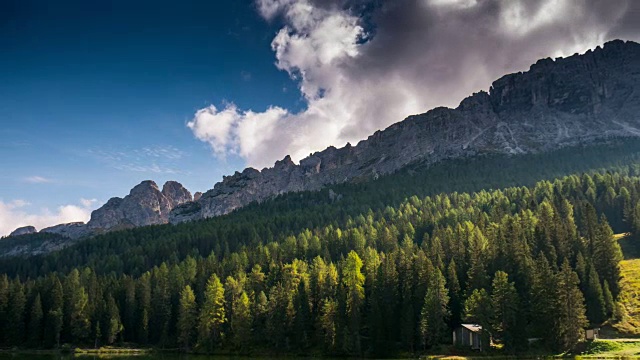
[0,140,639,355]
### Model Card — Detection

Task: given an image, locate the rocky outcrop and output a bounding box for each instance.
[163,181,193,208]
[170,39,640,223]
[41,222,91,239]
[87,180,192,233]
[7,180,193,242]
[9,226,37,237]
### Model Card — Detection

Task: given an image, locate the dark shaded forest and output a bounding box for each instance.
[1,140,640,356]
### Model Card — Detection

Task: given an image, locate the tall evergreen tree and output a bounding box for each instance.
[136,273,151,344]
[464,288,492,349]
[592,215,623,296]
[198,274,226,351]
[319,298,338,353]
[420,268,450,348]
[6,280,26,346]
[0,275,9,345]
[553,260,588,351]
[177,285,197,351]
[585,264,606,325]
[529,253,557,348]
[29,293,44,347]
[447,260,462,328]
[231,291,253,350]
[602,280,614,318]
[490,271,519,351]
[44,277,63,348]
[103,294,123,345]
[342,251,365,355]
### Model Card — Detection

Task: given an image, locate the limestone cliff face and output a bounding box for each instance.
[6,180,193,242]
[3,180,193,257]
[41,222,91,239]
[170,40,640,223]
[9,226,37,237]
[87,180,192,232]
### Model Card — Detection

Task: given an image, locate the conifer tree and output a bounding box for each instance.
[293,280,311,349]
[29,293,43,347]
[6,280,26,346]
[602,280,614,318]
[553,260,588,351]
[231,291,252,350]
[447,260,462,328]
[198,274,226,350]
[150,263,172,346]
[136,273,151,344]
[44,277,63,348]
[319,298,338,352]
[593,215,623,296]
[420,268,449,348]
[0,275,9,345]
[252,291,268,346]
[464,288,492,349]
[585,264,606,325]
[342,251,365,355]
[103,294,122,345]
[177,285,197,351]
[490,271,519,351]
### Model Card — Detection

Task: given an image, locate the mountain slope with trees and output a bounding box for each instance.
[1,143,639,355]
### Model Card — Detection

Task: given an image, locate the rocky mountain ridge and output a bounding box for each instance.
[170,39,640,222]
[6,39,640,243]
[8,180,192,241]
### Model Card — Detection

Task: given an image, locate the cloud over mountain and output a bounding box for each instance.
[0,199,96,237]
[188,0,640,169]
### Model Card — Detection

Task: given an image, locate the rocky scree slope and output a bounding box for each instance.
[170,39,640,223]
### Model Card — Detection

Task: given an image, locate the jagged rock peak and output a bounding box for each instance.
[88,179,191,233]
[9,226,37,237]
[162,181,193,208]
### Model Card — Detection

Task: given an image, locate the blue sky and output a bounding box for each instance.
[1,0,637,235]
[0,0,305,233]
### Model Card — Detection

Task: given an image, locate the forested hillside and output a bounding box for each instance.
[2,139,640,275]
[0,139,639,355]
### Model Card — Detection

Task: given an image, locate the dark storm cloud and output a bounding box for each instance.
[334,0,638,138]
[189,0,640,168]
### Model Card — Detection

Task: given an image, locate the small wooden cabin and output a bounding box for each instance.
[586,328,600,340]
[453,324,484,350]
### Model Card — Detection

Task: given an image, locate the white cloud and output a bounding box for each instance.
[188,0,639,170]
[80,198,98,208]
[0,198,96,237]
[89,145,187,174]
[24,176,52,184]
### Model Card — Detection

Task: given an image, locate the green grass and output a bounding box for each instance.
[579,339,640,357]
[614,258,640,336]
[613,234,640,336]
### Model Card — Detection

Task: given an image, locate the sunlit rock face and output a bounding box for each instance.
[170,40,640,223]
[87,180,192,233]
[9,226,37,237]
[2,181,193,257]
[41,222,91,239]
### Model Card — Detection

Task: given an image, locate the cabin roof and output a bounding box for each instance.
[460,324,482,333]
